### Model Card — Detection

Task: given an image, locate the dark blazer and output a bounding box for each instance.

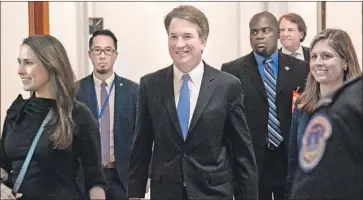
[279,46,310,63]
[290,76,363,200]
[128,63,259,200]
[221,51,309,179]
[76,73,139,191]
[302,46,310,63]
[286,102,312,195]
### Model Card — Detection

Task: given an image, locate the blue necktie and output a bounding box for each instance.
[177,74,190,140]
[263,58,283,147]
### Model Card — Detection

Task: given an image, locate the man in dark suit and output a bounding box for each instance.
[278,13,310,62]
[221,11,309,200]
[128,5,258,200]
[76,29,139,200]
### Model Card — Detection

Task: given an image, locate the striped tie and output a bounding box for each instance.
[263,58,283,147]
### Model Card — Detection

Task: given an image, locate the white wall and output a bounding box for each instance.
[91,2,242,82]
[2,2,362,128]
[0,2,29,131]
[49,2,89,80]
[326,2,362,69]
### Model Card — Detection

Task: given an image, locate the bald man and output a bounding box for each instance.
[222,11,308,200]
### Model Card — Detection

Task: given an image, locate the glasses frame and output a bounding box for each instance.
[90,47,116,56]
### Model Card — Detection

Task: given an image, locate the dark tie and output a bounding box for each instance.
[290,52,298,58]
[177,74,190,140]
[100,81,110,165]
[263,58,283,147]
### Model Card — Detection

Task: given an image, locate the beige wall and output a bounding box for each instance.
[1,2,29,131]
[326,2,362,68]
[1,2,362,131]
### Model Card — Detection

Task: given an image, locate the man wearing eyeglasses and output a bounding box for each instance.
[76,29,139,200]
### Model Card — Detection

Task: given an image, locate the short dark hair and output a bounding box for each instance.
[164,5,209,40]
[279,13,307,42]
[249,11,278,32]
[89,29,118,50]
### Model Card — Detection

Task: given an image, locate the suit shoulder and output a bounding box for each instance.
[77,74,92,85]
[317,76,362,108]
[217,69,241,85]
[140,66,170,83]
[116,74,139,88]
[222,55,248,69]
[73,100,96,120]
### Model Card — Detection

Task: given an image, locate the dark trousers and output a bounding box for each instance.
[104,168,126,200]
[259,145,287,200]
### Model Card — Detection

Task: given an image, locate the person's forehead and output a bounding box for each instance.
[92,35,114,45]
[251,17,275,28]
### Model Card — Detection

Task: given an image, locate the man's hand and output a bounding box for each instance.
[0,183,22,199]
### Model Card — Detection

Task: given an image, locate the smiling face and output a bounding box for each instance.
[17,44,51,94]
[168,18,206,72]
[310,39,347,85]
[249,16,279,57]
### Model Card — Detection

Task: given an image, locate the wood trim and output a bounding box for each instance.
[321,1,326,30]
[28,1,49,35]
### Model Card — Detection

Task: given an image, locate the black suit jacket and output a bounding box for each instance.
[221,52,308,178]
[302,46,310,63]
[279,46,310,63]
[128,63,259,200]
[76,73,139,191]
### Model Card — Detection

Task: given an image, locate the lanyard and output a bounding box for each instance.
[12,110,53,195]
[97,80,115,119]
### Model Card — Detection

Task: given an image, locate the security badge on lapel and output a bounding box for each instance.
[299,111,333,172]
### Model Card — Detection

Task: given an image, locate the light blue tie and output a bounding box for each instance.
[263,58,283,147]
[177,74,190,140]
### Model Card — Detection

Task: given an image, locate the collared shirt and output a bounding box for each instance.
[93,72,115,163]
[254,49,279,79]
[281,45,306,61]
[173,61,204,127]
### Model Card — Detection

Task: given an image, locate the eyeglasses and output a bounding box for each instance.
[90,47,116,56]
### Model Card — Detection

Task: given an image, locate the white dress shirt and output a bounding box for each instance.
[281,45,306,61]
[93,72,115,163]
[173,61,204,127]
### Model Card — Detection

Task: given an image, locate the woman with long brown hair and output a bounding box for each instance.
[286,28,362,196]
[0,35,106,200]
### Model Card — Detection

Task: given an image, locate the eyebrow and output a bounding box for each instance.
[93,46,113,49]
[17,58,34,62]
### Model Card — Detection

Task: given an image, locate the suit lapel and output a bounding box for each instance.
[276,52,293,97]
[187,63,215,140]
[244,52,267,100]
[302,46,310,62]
[84,75,99,119]
[162,66,184,140]
[113,74,124,127]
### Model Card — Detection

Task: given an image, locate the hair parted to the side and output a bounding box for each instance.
[299,28,362,113]
[164,5,209,40]
[278,13,307,42]
[22,35,78,149]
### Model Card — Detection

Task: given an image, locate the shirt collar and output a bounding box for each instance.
[253,49,279,66]
[281,45,304,56]
[173,60,204,85]
[93,72,115,87]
